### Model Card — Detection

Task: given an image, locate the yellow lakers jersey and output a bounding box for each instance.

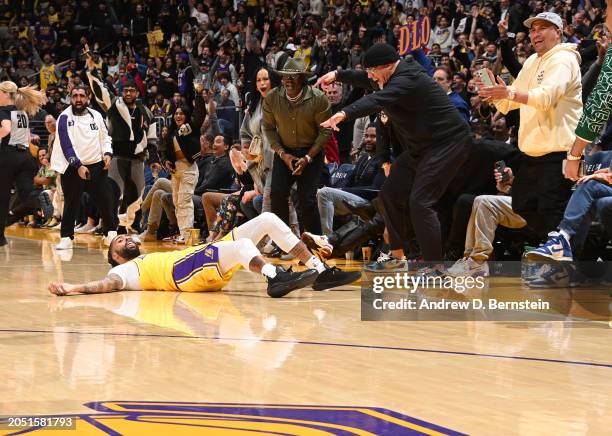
[39,65,58,90]
[132,232,240,292]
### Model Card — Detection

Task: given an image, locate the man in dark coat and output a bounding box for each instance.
[318,43,471,271]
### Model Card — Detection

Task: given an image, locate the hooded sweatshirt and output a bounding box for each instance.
[495,43,583,157]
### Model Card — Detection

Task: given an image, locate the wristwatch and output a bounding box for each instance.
[566,151,582,161]
[305,154,312,164]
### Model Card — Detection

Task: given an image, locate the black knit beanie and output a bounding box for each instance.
[363,43,400,68]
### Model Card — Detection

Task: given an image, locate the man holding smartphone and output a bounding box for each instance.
[477,12,582,242]
[262,58,331,234]
[50,85,119,250]
[526,2,612,264]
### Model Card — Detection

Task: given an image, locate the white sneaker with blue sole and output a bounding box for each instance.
[526,231,573,262]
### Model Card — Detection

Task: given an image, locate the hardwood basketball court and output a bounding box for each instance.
[0,227,610,435]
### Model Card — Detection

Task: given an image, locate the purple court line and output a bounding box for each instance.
[0,328,611,369]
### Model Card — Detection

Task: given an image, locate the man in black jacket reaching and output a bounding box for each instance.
[318,43,471,272]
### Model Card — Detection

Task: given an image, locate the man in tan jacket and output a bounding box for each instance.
[478,11,582,240]
[447,12,583,278]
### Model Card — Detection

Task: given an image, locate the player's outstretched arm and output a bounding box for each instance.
[49,274,123,296]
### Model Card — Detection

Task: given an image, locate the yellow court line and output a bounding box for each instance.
[101,403,450,435]
[96,411,377,436]
[359,408,450,436]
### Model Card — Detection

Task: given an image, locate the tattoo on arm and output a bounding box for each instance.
[80,274,123,294]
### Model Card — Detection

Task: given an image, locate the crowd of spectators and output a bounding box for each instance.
[2,0,611,284]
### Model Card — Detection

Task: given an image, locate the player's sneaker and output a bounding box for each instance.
[312,265,361,291]
[55,237,73,250]
[267,267,319,298]
[364,252,408,272]
[526,231,573,262]
[301,232,333,258]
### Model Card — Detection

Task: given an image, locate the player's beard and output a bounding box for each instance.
[117,244,140,261]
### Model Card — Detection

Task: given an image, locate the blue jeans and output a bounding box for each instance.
[560,180,612,242]
[252,194,264,215]
[316,186,369,235]
[596,196,612,237]
[241,196,260,220]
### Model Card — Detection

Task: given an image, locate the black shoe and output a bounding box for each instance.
[312,265,361,291]
[342,201,376,222]
[6,213,19,226]
[267,266,319,298]
[0,235,6,246]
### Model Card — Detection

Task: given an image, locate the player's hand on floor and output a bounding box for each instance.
[48,282,74,296]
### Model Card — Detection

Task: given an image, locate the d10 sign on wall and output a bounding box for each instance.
[399,17,431,55]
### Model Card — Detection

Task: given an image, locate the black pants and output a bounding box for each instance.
[60,162,118,238]
[446,193,477,257]
[9,188,44,224]
[0,147,38,238]
[378,135,470,261]
[270,147,323,234]
[511,152,572,240]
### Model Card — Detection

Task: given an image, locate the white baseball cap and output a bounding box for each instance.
[524,12,563,31]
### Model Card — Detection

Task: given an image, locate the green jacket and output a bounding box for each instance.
[261,85,332,156]
[575,46,612,142]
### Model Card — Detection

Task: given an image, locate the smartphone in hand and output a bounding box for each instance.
[477,69,494,87]
[495,160,510,183]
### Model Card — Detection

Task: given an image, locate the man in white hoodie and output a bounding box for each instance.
[449,12,582,277]
[50,85,119,250]
[479,12,581,234]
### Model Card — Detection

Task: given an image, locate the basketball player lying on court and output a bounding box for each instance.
[48,213,361,298]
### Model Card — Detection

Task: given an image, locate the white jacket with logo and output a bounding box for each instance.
[495,43,583,157]
[50,106,112,174]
